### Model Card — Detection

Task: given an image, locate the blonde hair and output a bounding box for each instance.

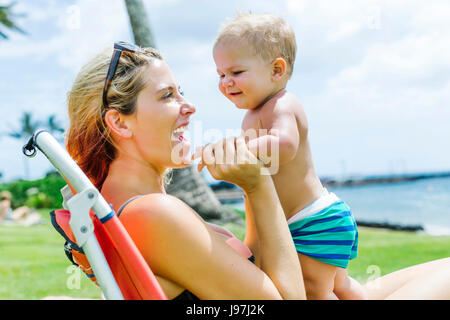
[66,45,162,190]
[214,13,297,77]
[0,190,12,201]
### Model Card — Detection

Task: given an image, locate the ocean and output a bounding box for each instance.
[228,176,450,236]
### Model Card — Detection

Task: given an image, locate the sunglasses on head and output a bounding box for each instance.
[102,41,146,108]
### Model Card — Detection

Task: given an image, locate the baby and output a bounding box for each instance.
[212,13,366,300]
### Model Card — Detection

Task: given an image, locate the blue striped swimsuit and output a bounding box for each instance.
[288,190,358,269]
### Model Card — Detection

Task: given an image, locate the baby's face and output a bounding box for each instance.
[213,43,276,110]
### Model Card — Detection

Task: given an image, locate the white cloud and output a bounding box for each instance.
[1,0,129,70]
[1,0,449,181]
[327,21,362,42]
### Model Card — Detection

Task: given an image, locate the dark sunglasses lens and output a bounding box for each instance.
[114,41,144,53]
[103,42,145,107]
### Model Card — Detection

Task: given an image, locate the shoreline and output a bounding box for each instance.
[357,220,450,236]
[211,173,450,236]
[355,219,423,232]
[321,171,450,187]
[212,171,450,203]
[221,199,450,236]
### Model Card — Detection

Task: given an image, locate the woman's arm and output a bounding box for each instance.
[243,193,260,265]
[121,193,288,299]
[242,174,305,300]
[198,136,305,299]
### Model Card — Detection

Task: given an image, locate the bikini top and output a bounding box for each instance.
[116,195,255,300]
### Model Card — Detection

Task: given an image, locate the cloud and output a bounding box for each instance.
[276,0,450,175]
[325,2,450,117]
[1,0,130,70]
[1,0,449,181]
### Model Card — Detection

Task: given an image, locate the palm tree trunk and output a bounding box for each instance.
[123,0,242,225]
[124,0,156,48]
[164,166,243,225]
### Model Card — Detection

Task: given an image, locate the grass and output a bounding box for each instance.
[0,209,101,299]
[0,208,449,299]
[346,227,450,283]
[229,207,450,283]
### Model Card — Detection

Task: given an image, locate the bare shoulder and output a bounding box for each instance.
[276,91,308,130]
[117,193,203,238]
[270,91,305,115]
[242,91,303,131]
[132,193,190,213]
[258,91,307,130]
[117,194,283,299]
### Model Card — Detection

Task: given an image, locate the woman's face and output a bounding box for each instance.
[128,60,195,172]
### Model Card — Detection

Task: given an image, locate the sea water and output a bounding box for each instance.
[228,176,450,236]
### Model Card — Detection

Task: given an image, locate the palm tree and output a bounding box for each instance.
[123,0,241,224]
[46,114,65,142]
[7,112,65,179]
[0,2,26,39]
[124,0,156,48]
[8,112,41,179]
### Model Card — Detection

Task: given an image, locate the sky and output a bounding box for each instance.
[0,0,449,183]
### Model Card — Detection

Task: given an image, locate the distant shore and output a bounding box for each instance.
[214,188,428,233]
[355,220,423,232]
[211,171,450,202]
[211,171,450,234]
[321,171,450,187]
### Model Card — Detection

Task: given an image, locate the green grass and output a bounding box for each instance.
[0,209,101,299]
[346,227,450,284]
[0,209,449,299]
[229,207,450,283]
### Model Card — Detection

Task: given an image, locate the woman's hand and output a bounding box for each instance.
[192,135,305,300]
[194,136,265,193]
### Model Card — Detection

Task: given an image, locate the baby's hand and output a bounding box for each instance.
[247,138,259,159]
[193,136,265,191]
[192,146,206,171]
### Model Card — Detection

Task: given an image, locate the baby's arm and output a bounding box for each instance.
[243,109,299,167]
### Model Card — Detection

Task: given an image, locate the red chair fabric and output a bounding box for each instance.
[52,209,167,300]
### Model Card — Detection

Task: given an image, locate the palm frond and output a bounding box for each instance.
[46,114,64,133]
[8,112,41,140]
[0,2,27,39]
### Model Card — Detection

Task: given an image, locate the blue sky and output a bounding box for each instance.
[1,0,449,182]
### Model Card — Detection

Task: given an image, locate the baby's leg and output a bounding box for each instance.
[298,253,338,300]
[334,268,367,300]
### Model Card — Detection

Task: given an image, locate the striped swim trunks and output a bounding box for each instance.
[288,190,358,269]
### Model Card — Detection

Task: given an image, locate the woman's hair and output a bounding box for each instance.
[0,190,12,201]
[66,45,162,190]
[214,13,297,77]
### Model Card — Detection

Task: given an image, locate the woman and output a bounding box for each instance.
[66,42,450,300]
[66,42,305,300]
[0,190,32,223]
